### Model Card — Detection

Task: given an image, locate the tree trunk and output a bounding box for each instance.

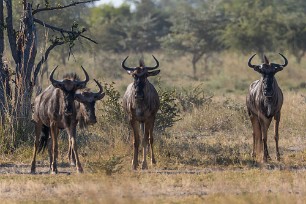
[192,58,197,80]
[191,51,205,80]
[0,0,7,123]
[14,3,37,125]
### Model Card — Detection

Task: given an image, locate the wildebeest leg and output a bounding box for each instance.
[47,137,52,171]
[68,136,76,166]
[30,122,43,174]
[148,120,156,165]
[250,116,261,161]
[260,119,272,162]
[274,111,281,161]
[67,126,83,173]
[141,122,148,170]
[50,124,59,174]
[131,120,140,170]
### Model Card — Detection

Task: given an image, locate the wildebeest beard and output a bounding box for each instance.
[63,91,75,116]
[135,96,147,118]
[262,75,274,97]
[134,79,146,118]
[262,75,274,117]
[264,96,273,118]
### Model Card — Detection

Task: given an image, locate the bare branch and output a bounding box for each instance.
[32,41,64,85]
[79,34,98,44]
[32,0,98,15]
[33,18,97,44]
[33,18,77,34]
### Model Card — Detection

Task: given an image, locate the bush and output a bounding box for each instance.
[155,83,180,133]
[175,84,213,112]
[99,82,126,130]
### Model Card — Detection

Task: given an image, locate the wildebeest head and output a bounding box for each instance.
[50,66,89,115]
[248,53,288,97]
[122,55,160,101]
[75,79,105,125]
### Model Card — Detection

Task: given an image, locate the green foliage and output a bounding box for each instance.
[99,82,125,129]
[161,1,225,77]
[155,82,180,132]
[175,84,213,112]
[220,0,284,54]
[101,155,123,175]
[87,4,131,52]
[87,0,171,53]
[88,155,123,175]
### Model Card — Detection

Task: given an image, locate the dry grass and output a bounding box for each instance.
[2,51,306,203]
[0,170,306,203]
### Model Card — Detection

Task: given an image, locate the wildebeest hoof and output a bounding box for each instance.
[70,162,76,167]
[132,160,139,170]
[30,167,36,174]
[77,168,84,173]
[141,162,148,170]
[50,170,58,175]
[151,158,156,165]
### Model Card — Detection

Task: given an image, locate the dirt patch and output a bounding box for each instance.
[0,162,74,175]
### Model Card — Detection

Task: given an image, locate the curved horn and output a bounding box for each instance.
[79,66,90,85]
[248,54,257,69]
[93,79,105,100]
[49,65,62,85]
[279,53,288,67]
[93,79,103,95]
[145,55,159,70]
[121,56,135,72]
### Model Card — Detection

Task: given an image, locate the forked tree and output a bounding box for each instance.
[0,0,97,147]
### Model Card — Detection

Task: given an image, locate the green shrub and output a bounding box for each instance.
[175,84,213,112]
[155,84,180,133]
[99,82,126,130]
[155,87,180,132]
[88,155,123,175]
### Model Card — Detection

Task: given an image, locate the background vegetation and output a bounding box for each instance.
[1,0,306,203]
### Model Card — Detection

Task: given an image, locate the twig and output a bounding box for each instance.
[32,0,98,15]
[33,18,97,44]
[32,41,64,85]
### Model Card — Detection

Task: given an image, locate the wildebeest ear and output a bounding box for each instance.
[75,83,87,90]
[253,66,262,73]
[147,70,160,77]
[75,93,87,103]
[271,63,284,72]
[95,92,105,100]
[52,83,62,89]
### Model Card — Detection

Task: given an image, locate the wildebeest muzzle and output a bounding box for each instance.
[64,93,75,115]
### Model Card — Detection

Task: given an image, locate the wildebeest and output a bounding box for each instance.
[122,55,160,170]
[246,53,288,162]
[31,66,92,174]
[37,79,105,167]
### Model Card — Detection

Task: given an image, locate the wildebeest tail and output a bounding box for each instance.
[38,125,50,153]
